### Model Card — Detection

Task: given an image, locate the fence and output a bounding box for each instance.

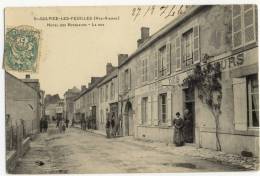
[6,118,38,152]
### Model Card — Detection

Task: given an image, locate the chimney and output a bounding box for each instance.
[137,27,150,48]
[106,63,114,74]
[81,85,86,91]
[118,54,128,66]
[25,74,30,79]
[141,27,150,40]
[91,77,101,84]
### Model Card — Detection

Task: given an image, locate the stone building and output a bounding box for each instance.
[97,63,118,133]
[80,77,103,129]
[117,53,137,136]
[73,86,87,122]
[5,72,43,133]
[64,86,80,121]
[128,5,259,156]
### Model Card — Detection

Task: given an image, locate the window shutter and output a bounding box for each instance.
[243,5,256,45]
[153,95,159,126]
[166,42,171,75]
[175,36,181,71]
[128,69,131,90]
[154,49,158,79]
[167,91,172,126]
[233,78,247,131]
[137,98,142,125]
[158,49,162,77]
[232,5,243,49]
[147,96,152,125]
[145,58,148,81]
[193,25,200,64]
[142,59,145,82]
[171,41,176,73]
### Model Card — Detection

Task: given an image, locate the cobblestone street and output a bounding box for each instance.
[13,124,258,174]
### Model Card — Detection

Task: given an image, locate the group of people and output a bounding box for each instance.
[80,116,96,130]
[105,112,121,138]
[56,117,70,133]
[40,116,48,133]
[172,109,193,147]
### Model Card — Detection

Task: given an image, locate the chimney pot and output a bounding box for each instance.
[106,63,114,74]
[118,54,128,66]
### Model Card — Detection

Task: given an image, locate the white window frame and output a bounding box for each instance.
[158,45,167,77]
[232,5,256,50]
[182,29,194,66]
[159,93,167,124]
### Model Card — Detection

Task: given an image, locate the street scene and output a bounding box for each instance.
[3,5,259,174]
[13,124,254,174]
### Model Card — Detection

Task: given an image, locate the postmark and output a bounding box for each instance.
[4,25,40,72]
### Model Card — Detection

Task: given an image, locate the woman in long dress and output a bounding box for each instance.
[173,112,184,146]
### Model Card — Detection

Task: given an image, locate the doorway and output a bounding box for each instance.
[183,88,195,143]
[124,101,133,136]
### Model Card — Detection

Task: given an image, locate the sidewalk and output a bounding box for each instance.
[73,126,259,171]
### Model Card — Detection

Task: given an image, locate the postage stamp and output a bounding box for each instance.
[3,25,40,72]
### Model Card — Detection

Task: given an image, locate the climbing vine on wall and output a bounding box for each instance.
[182,62,223,151]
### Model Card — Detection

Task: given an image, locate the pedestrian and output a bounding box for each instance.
[59,119,66,133]
[71,118,75,127]
[105,114,111,138]
[65,118,69,128]
[173,112,184,147]
[183,109,193,143]
[114,113,120,136]
[40,117,44,133]
[111,113,116,137]
[43,116,48,132]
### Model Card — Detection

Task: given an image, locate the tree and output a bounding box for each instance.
[182,62,222,151]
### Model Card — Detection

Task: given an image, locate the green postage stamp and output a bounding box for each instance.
[3,25,40,72]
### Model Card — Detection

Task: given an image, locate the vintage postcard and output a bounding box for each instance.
[3,4,259,174]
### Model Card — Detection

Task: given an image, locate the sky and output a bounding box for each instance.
[5,5,186,97]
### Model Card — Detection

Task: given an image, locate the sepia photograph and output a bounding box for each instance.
[1,1,259,175]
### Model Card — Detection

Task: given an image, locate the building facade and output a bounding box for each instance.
[64,86,80,121]
[118,54,137,136]
[130,5,258,156]
[97,63,119,132]
[81,77,103,129]
[5,72,42,134]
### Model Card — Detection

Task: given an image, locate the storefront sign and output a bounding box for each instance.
[217,52,244,70]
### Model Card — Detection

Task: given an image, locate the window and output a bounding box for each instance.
[159,93,167,124]
[141,97,148,124]
[100,88,102,103]
[141,58,148,82]
[232,5,256,49]
[105,84,109,101]
[158,46,167,76]
[110,82,114,100]
[182,29,193,66]
[124,69,131,90]
[247,74,259,127]
[100,110,104,124]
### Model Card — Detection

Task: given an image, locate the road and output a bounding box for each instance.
[14,124,247,174]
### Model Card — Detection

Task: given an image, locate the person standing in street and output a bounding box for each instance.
[111,113,115,137]
[173,112,184,146]
[40,117,44,133]
[105,113,111,138]
[43,116,48,132]
[65,118,69,128]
